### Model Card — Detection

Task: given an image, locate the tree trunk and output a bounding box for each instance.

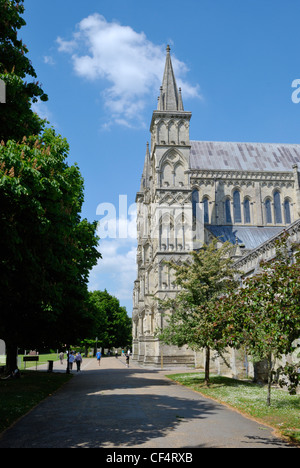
[205,346,210,386]
[267,353,273,406]
[6,341,18,375]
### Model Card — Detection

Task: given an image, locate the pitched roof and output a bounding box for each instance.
[206,225,284,250]
[190,141,300,172]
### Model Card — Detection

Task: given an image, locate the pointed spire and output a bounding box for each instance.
[157,86,164,111]
[140,142,150,191]
[160,45,183,111]
[178,88,184,111]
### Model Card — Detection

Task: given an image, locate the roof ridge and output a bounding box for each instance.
[190,140,300,171]
[191,140,300,146]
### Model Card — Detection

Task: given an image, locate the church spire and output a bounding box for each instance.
[159,45,183,112]
[150,45,191,148]
[140,142,150,191]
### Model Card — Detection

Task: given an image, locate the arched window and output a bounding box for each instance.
[192,189,199,221]
[274,191,282,224]
[265,199,272,224]
[203,197,209,224]
[233,190,242,223]
[158,121,167,144]
[244,198,251,224]
[225,198,232,224]
[284,199,291,224]
[174,163,184,186]
[161,163,172,187]
[175,214,185,250]
[159,215,173,250]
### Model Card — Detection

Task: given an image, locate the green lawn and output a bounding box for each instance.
[0,370,72,433]
[19,353,61,369]
[167,372,300,445]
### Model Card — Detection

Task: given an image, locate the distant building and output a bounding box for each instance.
[132,46,300,370]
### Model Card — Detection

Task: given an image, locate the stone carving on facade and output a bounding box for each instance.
[132,46,300,374]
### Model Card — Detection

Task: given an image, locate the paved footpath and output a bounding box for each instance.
[0,356,296,449]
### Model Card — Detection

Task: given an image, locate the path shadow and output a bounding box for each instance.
[0,363,293,448]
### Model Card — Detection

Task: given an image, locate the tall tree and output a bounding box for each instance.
[88,290,132,351]
[0,0,48,142]
[0,1,101,372]
[0,129,100,372]
[158,240,239,384]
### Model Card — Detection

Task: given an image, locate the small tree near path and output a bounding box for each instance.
[219,233,300,406]
[158,240,239,385]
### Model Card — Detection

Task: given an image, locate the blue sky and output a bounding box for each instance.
[20,0,300,315]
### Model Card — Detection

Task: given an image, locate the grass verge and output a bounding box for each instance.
[167,372,300,445]
[19,353,61,369]
[0,370,72,433]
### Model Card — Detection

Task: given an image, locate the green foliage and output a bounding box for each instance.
[88,290,132,349]
[0,0,48,142]
[158,239,240,383]
[0,2,101,371]
[0,129,100,369]
[276,363,300,396]
[218,233,300,404]
[220,234,300,360]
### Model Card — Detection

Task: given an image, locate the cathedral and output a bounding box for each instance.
[132,46,300,371]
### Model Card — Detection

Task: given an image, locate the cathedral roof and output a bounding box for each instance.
[190,140,300,172]
[206,225,284,250]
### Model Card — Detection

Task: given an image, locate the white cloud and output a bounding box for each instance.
[88,238,137,303]
[56,13,201,127]
[31,99,57,127]
[88,208,137,308]
[43,55,55,66]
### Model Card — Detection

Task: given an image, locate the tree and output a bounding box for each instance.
[0,0,48,142]
[0,129,101,372]
[88,290,132,351]
[0,2,101,373]
[158,240,239,385]
[219,233,300,405]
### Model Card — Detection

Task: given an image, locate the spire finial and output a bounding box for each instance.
[160,44,179,110]
[178,87,184,111]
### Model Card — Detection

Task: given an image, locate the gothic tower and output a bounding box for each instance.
[132,46,196,367]
[132,45,300,372]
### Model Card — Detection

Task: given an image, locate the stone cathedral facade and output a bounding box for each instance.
[132,46,300,370]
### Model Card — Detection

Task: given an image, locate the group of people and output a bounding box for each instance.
[70,352,83,372]
[59,351,83,372]
[58,349,132,371]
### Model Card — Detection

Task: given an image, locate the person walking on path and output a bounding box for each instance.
[68,352,75,370]
[125,353,129,367]
[96,350,102,366]
[59,352,64,364]
[75,352,82,372]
